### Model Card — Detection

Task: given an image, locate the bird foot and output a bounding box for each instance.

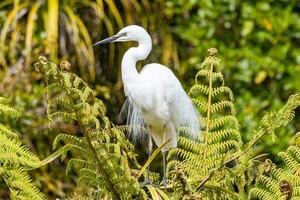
[140,179,152,186]
[162,178,167,191]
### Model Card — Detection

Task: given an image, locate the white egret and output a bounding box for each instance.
[93,25,200,189]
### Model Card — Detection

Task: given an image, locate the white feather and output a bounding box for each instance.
[168,82,201,140]
[120,98,148,143]
[121,63,201,148]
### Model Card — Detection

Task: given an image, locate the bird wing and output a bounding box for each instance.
[166,73,201,139]
[140,63,201,139]
[120,63,200,142]
[119,65,155,143]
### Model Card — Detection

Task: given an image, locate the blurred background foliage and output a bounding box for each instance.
[0,0,299,198]
[162,0,300,157]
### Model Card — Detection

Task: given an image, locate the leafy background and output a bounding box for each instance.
[0,0,299,198]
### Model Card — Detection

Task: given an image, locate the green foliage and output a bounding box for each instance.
[0,2,179,197]
[1,48,300,199]
[0,97,44,200]
[168,49,300,200]
[249,154,298,200]
[35,57,146,199]
[163,0,300,155]
[0,0,178,83]
[168,48,243,199]
[0,0,299,199]
[0,0,94,80]
[249,94,300,200]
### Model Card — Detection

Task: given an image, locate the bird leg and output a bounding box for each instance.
[146,136,153,185]
[162,150,167,191]
[162,129,167,191]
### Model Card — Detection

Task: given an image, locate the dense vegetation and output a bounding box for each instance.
[0,0,299,199]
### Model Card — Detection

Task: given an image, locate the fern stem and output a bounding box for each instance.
[205,61,214,147]
[70,99,121,200]
[79,118,121,200]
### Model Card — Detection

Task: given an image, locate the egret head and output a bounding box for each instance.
[93,25,150,46]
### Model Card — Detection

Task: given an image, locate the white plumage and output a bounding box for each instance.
[93,25,200,188]
[123,63,200,150]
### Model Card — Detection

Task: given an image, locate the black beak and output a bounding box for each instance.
[93,34,121,46]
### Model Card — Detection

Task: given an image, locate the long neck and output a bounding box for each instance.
[121,35,152,85]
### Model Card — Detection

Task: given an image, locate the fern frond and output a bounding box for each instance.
[207,129,241,144]
[0,103,19,118]
[195,70,224,85]
[66,158,97,175]
[0,97,45,199]
[190,84,210,96]
[53,133,88,149]
[250,145,300,199]
[192,99,208,112]
[177,136,203,154]
[193,100,235,115]
[190,85,233,100]
[212,86,234,100]
[210,101,236,114]
[36,57,145,199]
[48,96,73,111]
[49,111,76,123]
[3,168,45,200]
[278,151,300,174]
[249,188,277,200]
[0,123,18,138]
[261,94,300,131]
[0,133,40,169]
[169,48,242,199]
[200,116,239,130]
